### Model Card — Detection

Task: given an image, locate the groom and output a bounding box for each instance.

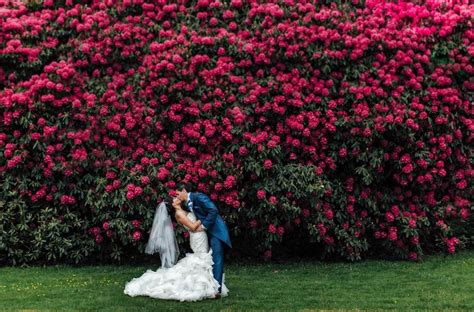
[175,183,232,297]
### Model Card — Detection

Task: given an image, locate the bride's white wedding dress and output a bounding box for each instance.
[123,211,229,301]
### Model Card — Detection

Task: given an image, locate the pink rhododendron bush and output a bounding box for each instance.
[0,0,473,265]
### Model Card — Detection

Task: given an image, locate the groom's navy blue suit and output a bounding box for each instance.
[188,192,232,293]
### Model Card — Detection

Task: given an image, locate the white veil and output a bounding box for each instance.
[145,201,179,268]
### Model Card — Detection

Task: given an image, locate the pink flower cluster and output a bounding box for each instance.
[0,0,472,262]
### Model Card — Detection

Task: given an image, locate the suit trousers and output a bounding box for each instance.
[209,235,225,293]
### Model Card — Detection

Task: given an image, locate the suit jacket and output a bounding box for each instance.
[189,192,232,249]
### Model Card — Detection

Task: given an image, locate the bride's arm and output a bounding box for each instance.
[175,213,202,232]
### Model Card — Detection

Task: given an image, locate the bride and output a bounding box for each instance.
[123,196,228,301]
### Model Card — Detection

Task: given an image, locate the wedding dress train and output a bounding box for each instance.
[124,211,229,301]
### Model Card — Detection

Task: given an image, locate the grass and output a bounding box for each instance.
[0,250,473,311]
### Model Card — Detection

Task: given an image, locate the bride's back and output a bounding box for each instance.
[185,212,209,253]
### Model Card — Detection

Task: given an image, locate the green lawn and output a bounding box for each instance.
[0,250,473,311]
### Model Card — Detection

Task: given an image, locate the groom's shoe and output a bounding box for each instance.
[213,293,221,299]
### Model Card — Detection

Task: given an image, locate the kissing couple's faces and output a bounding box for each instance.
[175,189,187,202]
[172,197,181,207]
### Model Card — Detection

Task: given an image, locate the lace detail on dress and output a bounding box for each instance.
[186,212,209,254]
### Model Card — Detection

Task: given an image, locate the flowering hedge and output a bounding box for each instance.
[0,0,472,265]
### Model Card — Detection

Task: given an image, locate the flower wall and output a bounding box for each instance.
[0,0,473,265]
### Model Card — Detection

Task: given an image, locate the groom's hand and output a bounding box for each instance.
[195,225,205,232]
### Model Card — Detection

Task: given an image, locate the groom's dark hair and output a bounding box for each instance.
[176,182,191,192]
